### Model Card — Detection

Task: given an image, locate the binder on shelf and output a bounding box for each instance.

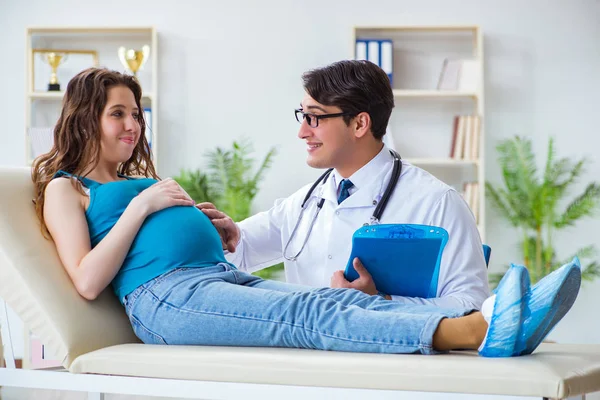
[355,41,367,61]
[450,115,481,161]
[437,58,481,92]
[458,60,481,92]
[449,116,459,158]
[380,41,393,83]
[452,116,466,160]
[143,107,152,150]
[355,39,393,84]
[461,182,480,223]
[463,116,473,160]
[367,41,379,66]
[437,59,462,90]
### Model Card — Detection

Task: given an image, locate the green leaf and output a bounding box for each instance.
[555,245,597,267]
[194,137,278,222]
[554,183,600,228]
[173,169,213,204]
[581,261,600,282]
[492,136,540,229]
[486,134,600,285]
[485,183,520,226]
[251,147,278,191]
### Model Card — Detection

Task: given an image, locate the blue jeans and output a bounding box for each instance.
[123,264,472,355]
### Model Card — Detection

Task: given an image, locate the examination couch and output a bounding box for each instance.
[1,166,599,400]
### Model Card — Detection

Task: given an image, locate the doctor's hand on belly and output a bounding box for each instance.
[196,202,240,253]
[331,258,388,298]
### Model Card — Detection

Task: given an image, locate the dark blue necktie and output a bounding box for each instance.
[337,179,354,204]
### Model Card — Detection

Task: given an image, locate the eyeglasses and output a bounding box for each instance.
[294,109,354,128]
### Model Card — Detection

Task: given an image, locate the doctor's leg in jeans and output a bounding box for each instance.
[124,264,475,355]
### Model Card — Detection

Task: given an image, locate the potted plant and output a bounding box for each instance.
[174,138,282,279]
[486,135,600,286]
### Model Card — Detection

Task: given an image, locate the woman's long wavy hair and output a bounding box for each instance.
[32,67,159,237]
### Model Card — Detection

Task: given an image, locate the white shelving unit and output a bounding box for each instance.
[22,26,159,369]
[404,158,480,167]
[25,26,159,169]
[27,91,156,100]
[392,89,478,99]
[353,25,486,241]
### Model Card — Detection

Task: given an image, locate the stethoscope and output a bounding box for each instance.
[283,149,402,261]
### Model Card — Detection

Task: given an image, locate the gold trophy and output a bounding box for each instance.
[43,52,68,91]
[118,45,150,77]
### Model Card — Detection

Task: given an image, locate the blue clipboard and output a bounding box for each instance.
[343,224,449,298]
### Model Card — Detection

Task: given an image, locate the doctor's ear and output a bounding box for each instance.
[352,112,371,138]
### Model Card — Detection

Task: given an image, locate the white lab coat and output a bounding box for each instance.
[227,146,491,310]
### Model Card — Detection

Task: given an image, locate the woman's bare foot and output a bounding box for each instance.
[433,312,489,351]
[463,311,489,347]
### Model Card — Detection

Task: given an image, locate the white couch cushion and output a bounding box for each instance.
[70,342,600,398]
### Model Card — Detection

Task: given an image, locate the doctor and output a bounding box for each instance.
[199,60,490,309]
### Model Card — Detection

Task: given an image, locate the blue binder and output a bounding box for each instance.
[344,224,448,298]
[355,39,393,85]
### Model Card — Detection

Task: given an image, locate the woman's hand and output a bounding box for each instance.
[132,178,195,217]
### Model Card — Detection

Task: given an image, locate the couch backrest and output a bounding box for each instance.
[0,167,139,368]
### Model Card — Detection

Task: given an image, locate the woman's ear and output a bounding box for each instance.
[353,112,371,139]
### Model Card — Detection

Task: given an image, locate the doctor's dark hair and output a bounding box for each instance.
[302,60,395,140]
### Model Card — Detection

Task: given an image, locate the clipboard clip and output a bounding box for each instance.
[387,226,425,239]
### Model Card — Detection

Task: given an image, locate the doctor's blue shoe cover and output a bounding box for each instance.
[478,265,530,357]
[513,257,581,356]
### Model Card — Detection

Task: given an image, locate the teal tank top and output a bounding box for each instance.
[53,171,234,302]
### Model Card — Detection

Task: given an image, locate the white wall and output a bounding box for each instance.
[1,0,599,362]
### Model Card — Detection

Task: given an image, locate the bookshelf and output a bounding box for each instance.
[28,91,155,100]
[392,89,477,99]
[23,26,159,369]
[25,26,159,168]
[404,158,479,167]
[353,25,486,241]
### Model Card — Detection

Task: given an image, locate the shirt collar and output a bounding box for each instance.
[331,145,392,192]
